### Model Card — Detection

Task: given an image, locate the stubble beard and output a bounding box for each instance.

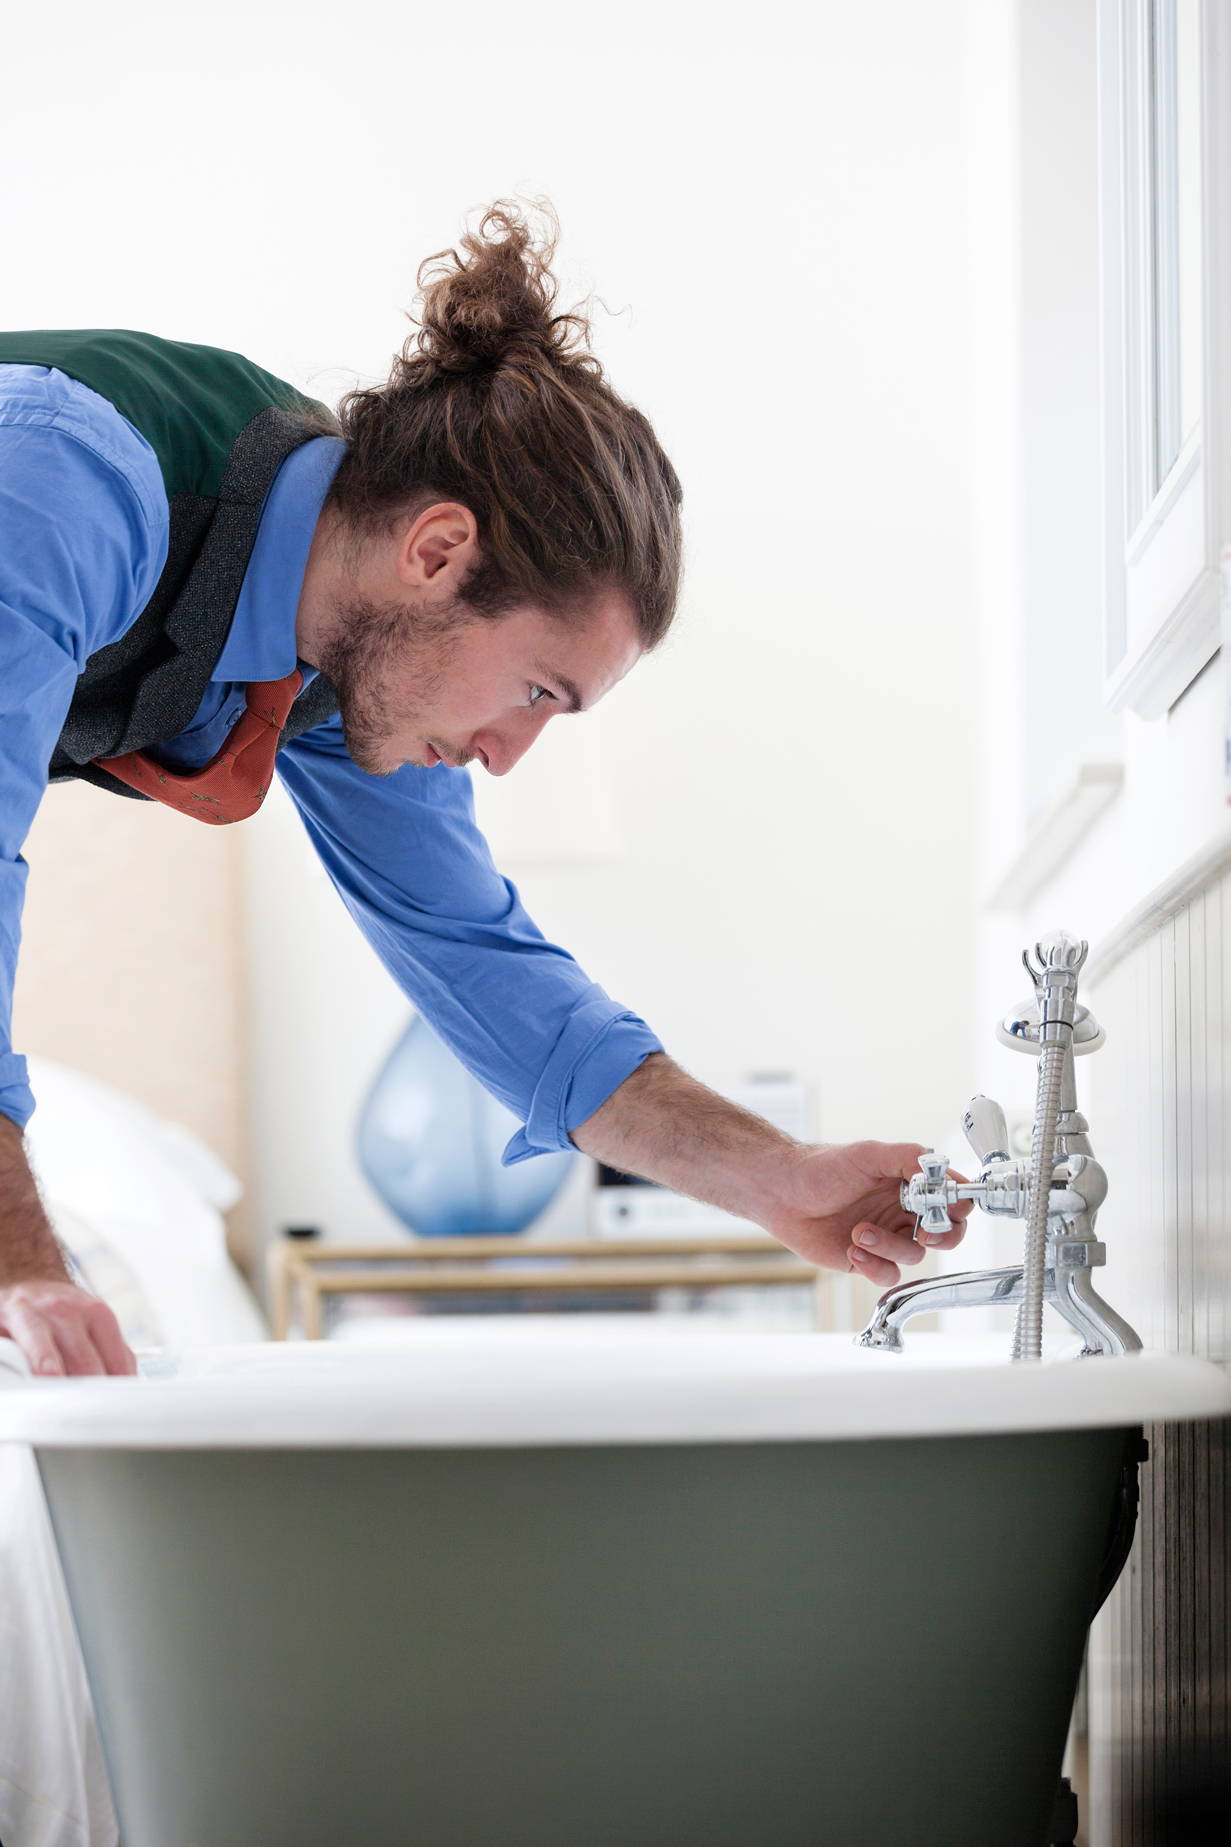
[315,591,462,776]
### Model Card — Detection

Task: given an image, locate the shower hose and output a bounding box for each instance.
[1012,1032,1069,1364]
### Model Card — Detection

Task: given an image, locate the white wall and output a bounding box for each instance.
[12,787,251,1249]
[989,0,1224,944]
[5,2,980,1287]
[967,0,1228,1253]
[964,0,1133,1272]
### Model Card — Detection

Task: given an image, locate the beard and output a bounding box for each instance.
[313,589,472,776]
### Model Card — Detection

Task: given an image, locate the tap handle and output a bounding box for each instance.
[962,1095,1011,1168]
[900,1150,956,1236]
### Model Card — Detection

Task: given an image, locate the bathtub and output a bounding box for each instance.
[2,1321,1228,1847]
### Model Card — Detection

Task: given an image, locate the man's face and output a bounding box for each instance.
[316,590,643,779]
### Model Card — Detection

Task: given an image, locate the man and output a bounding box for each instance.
[0,208,968,1376]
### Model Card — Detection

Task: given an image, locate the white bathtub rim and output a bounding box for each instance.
[0,1333,1227,1449]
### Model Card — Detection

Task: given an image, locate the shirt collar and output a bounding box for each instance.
[211,435,347,685]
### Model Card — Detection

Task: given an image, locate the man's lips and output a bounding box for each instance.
[424,743,488,770]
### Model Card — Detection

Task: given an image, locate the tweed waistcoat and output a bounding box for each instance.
[0,328,341,803]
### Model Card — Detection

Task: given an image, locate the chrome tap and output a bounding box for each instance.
[855,931,1143,1360]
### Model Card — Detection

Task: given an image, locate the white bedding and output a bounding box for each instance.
[0,1360,115,1847]
[1,1059,264,1847]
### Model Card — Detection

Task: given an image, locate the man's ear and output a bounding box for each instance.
[398,502,478,590]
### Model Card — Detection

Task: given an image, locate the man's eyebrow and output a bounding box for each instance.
[534,665,585,713]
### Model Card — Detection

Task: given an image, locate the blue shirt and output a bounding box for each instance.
[0,363,663,1164]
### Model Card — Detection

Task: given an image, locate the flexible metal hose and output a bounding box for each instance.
[1012,1035,1067,1362]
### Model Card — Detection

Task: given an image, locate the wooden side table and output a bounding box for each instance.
[267,1234,831,1340]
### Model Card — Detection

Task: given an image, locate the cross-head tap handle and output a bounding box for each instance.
[901,1149,956,1237]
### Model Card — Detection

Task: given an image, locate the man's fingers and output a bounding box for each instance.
[852,1177,974,1277]
[920,1225,966,1249]
[85,1299,138,1376]
[850,1220,925,1286]
[47,1313,107,1377]
[883,1142,936,1181]
[2,1301,65,1376]
[0,1285,136,1377]
[849,1247,901,1287]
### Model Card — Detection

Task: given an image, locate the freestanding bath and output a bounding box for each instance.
[2,1321,1227,1847]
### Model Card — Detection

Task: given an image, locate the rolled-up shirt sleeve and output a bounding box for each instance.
[274,714,664,1164]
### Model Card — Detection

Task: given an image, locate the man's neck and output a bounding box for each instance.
[295,503,349,669]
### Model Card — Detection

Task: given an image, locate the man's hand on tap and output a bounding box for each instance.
[571,1056,973,1287]
[762,1141,974,1288]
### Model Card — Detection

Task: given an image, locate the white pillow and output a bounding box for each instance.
[24,1057,242,1236]
[151,1116,243,1213]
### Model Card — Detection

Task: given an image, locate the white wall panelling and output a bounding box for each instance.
[1084,869,1230,1843]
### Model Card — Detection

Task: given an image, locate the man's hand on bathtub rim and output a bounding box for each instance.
[0,1114,137,1375]
[0,1278,138,1378]
[762,1141,973,1288]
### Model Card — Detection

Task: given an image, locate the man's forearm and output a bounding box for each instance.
[0,1113,70,1286]
[569,1052,802,1226]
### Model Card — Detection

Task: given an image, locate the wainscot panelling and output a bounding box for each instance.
[1084,864,1230,1845]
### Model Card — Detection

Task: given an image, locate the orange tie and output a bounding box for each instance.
[93,670,305,826]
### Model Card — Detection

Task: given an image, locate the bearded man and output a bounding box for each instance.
[0,201,967,1375]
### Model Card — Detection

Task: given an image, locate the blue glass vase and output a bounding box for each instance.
[355,1014,575,1237]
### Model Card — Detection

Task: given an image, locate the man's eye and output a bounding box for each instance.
[528,684,554,708]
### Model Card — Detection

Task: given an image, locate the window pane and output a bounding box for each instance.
[1175,0,1203,448]
[1149,0,1203,494]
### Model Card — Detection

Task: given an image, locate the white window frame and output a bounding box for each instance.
[1098,0,1229,718]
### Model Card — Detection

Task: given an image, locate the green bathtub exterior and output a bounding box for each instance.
[38,1427,1132,1847]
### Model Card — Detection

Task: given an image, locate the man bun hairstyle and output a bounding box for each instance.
[321,197,684,648]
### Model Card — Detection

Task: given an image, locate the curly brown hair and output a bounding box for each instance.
[311,197,684,649]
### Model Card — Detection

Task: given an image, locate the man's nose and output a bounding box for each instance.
[472,710,552,777]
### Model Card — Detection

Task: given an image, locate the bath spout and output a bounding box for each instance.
[855,1266,1026,1351]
